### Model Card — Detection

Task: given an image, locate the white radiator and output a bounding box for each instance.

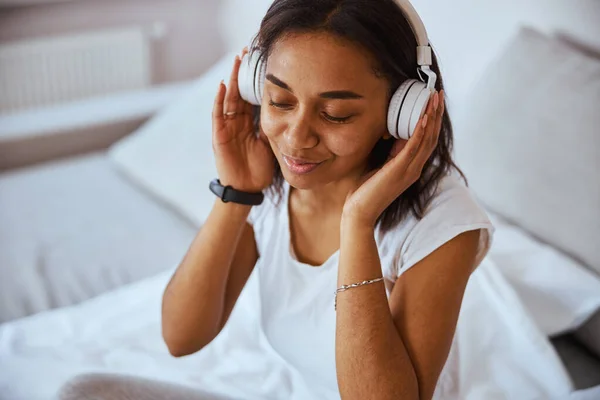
[0,26,151,113]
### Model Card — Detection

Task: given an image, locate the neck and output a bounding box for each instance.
[289,175,361,217]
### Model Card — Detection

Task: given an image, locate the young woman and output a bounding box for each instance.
[163,0,493,398]
[61,0,494,399]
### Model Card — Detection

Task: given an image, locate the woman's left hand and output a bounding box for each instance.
[342,90,445,228]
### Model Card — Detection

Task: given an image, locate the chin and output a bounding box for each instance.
[277,157,337,190]
[281,168,337,191]
[281,172,315,190]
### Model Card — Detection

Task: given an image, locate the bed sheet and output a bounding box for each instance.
[0,152,196,322]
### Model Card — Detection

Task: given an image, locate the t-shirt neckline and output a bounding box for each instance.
[284,181,340,270]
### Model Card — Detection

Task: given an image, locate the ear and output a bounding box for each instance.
[382,132,393,140]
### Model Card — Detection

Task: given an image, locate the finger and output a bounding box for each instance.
[212,80,226,132]
[411,113,430,159]
[423,90,443,152]
[409,91,443,172]
[423,90,443,156]
[432,90,445,142]
[387,92,434,162]
[237,48,254,114]
[386,112,428,172]
[224,55,242,115]
[360,112,428,199]
[415,91,437,144]
[237,48,250,112]
[371,92,440,197]
[421,91,438,148]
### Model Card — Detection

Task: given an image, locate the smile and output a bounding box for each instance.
[282,155,323,175]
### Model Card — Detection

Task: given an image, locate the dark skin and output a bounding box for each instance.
[213,31,481,399]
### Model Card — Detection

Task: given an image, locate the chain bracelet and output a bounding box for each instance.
[334,277,384,310]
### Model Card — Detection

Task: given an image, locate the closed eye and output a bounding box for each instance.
[269,100,292,109]
[322,113,352,123]
[269,100,352,124]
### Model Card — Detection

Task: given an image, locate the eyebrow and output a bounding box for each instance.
[266,73,364,100]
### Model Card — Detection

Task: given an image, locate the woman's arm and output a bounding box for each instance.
[335,217,480,400]
[161,199,258,357]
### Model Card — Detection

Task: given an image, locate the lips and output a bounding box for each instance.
[282,155,323,175]
[283,154,323,164]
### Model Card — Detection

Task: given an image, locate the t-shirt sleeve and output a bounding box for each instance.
[246,198,271,259]
[246,202,265,227]
[396,177,495,278]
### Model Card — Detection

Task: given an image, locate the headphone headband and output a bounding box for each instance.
[394,0,432,66]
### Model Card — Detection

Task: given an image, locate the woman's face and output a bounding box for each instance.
[260,32,391,189]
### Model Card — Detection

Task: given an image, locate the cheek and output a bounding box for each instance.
[323,133,364,157]
[325,124,382,159]
[260,107,284,140]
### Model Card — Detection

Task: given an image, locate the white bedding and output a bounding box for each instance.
[0,153,196,322]
[2,216,600,400]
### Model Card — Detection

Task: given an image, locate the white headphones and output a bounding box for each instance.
[238,0,437,141]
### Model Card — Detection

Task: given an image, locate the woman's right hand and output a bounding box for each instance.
[212,48,275,193]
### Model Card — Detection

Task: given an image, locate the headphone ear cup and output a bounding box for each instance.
[238,50,266,106]
[387,79,431,140]
[255,53,267,105]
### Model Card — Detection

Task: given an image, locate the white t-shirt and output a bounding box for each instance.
[246,173,495,399]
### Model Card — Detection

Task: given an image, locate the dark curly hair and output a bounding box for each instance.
[252,0,467,232]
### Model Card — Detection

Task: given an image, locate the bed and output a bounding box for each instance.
[1,0,600,398]
[1,207,599,399]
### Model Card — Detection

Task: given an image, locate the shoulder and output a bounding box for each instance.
[426,173,489,219]
[379,173,495,279]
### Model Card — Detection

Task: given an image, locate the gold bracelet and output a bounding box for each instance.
[334,277,384,310]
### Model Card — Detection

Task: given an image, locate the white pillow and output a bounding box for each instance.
[487,211,600,336]
[108,52,238,226]
[453,27,600,275]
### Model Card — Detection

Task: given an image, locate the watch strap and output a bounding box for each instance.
[209,179,264,206]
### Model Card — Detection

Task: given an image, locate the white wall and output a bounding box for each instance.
[411,0,600,112]
[1,0,225,84]
[218,0,273,53]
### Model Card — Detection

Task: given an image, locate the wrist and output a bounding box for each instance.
[340,215,376,237]
[341,210,376,231]
[209,179,264,206]
[213,198,253,217]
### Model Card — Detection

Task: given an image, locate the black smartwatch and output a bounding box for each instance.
[209,179,264,206]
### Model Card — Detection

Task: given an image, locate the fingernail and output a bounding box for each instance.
[422,114,428,128]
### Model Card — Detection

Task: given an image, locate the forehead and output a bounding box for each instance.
[266,32,383,92]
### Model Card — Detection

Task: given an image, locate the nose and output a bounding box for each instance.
[283,109,319,150]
